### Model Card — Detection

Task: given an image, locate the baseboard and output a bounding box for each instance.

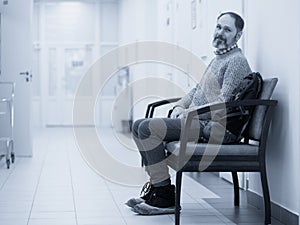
[247,190,299,225]
[46,125,95,128]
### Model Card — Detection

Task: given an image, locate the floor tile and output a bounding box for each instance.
[0,128,287,225]
[28,218,77,225]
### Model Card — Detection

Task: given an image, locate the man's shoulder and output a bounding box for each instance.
[210,48,251,71]
[228,48,246,58]
[226,49,249,64]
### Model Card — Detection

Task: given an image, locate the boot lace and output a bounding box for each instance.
[140,181,151,197]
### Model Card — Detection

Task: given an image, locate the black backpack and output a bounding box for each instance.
[225,72,263,141]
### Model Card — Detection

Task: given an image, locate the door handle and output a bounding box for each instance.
[20,71,29,76]
[19,71,32,82]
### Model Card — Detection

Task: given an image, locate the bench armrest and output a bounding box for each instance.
[185,99,278,122]
[145,97,181,118]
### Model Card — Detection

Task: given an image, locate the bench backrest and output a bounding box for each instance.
[246,78,278,141]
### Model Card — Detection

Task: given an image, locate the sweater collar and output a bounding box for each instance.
[214,43,238,56]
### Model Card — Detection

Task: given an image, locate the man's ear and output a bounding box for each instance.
[235,31,243,41]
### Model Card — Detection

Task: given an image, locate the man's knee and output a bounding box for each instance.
[137,119,152,139]
[132,119,145,138]
[139,118,167,140]
[133,118,168,140]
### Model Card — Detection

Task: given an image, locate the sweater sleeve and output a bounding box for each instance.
[173,85,198,109]
[220,56,252,102]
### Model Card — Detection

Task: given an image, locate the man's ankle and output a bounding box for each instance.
[152,178,171,188]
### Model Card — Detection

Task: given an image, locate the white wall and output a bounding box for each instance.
[244,0,300,215]
[118,1,300,216]
[118,0,158,44]
[123,0,247,120]
[118,0,161,119]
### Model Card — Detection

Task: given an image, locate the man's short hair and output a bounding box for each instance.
[217,12,244,32]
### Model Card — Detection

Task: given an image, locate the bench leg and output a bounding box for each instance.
[232,172,239,206]
[175,171,183,225]
[261,167,271,224]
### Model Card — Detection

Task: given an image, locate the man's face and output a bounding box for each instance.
[213,14,241,50]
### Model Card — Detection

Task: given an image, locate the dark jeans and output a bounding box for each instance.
[132,118,204,186]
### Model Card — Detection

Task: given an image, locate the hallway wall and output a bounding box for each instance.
[117,3,300,219]
[244,0,300,217]
[143,0,300,219]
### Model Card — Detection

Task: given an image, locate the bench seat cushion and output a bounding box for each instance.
[166,141,259,161]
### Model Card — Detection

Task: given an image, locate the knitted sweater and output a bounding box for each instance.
[176,48,252,109]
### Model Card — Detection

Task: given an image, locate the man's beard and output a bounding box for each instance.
[213,35,228,48]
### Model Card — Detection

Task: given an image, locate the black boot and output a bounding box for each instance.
[140,181,154,201]
[132,184,176,215]
[125,181,154,208]
[145,184,175,208]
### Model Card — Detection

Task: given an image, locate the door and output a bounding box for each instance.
[34,0,118,127]
[0,0,33,156]
[44,44,94,126]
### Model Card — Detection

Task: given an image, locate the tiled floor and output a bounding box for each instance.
[0,128,285,225]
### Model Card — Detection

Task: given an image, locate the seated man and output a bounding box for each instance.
[126,12,252,214]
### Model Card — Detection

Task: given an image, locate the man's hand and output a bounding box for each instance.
[170,106,185,118]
